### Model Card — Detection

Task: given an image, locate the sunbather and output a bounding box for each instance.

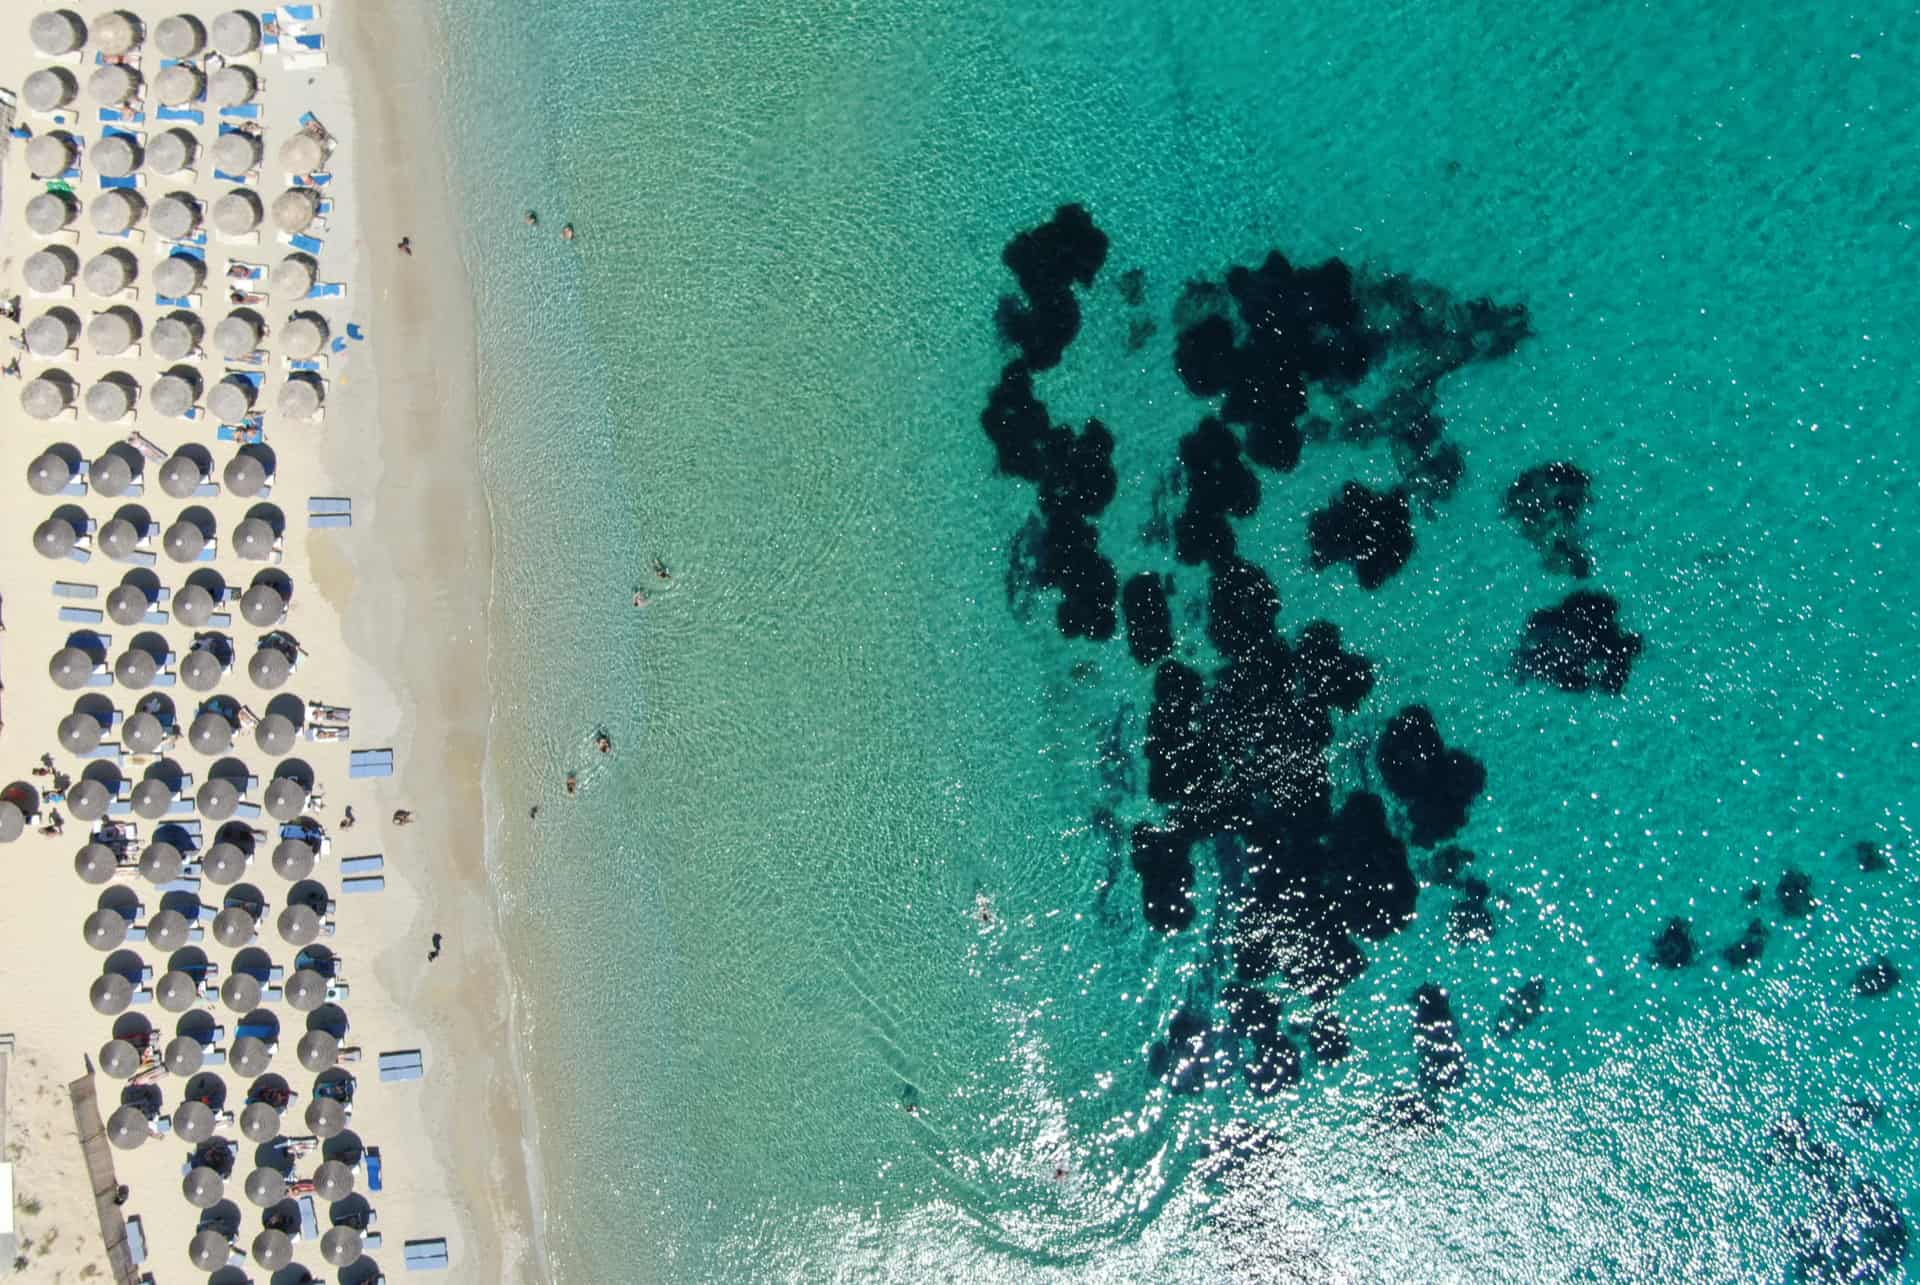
[392,809,414,826]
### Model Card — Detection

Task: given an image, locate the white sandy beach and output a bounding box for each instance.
[0,3,539,1280]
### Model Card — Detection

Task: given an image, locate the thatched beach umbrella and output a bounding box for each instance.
[90,455,135,503]
[220,971,263,1012]
[90,972,134,1015]
[233,517,277,562]
[154,64,204,109]
[172,1098,216,1144]
[155,14,205,58]
[173,583,217,628]
[264,779,307,824]
[26,191,77,237]
[106,583,149,625]
[278,132,327,176]
[304,1095,347,1139]
[270,836,315,879]
[25,310,78,357]
[23,246,79,294]
[201,841,247,885]
[89,188,144,235]
[49,645,94,690]
[88,306,141,357]
[21,375,74,422]
[115,648,159,691]
[189,1228,232,1272]
[88,64,141,108]
[272,187,319,234]
[228,1035,272,1077]
[188,711,234,755]
[271,253,316,299]
[106,1104,150,1150]
[248,647,292,690]
[213,9,261,56]
[255,713,297,756]
[243,1165,285,1207]
[180,648,224,692]
[207,376,255,424]
[151,191,200,241]
[211,129,261,177]
[97,516,139,561]
[296,1029,339,1072]
[58,711,103,755]
[83,908,128,950]
[75,841,119,883]
[321,1224,366,1268]
[153,252,203,299]
[151,312,200,362]
[147,909,192,952]
[278,374,323,420]
[98,1038,140,1078]
[159,452,204,499]
[94,10,141,55]
[22,66,79,113]
[155,969,198,1012]
[122,710,166,755]
[251,1227,293,1270]
[26,132,78,179]
[213,188,262,237]
[163,519,207,564]
[241,583,287,627]
[183,1165,224,1208]
[212,907,257,949]
[210,65,257,108]
[278,904,322,947]
[130,780,175,824]
[312,1159,355,1201]
[33,516,80,560]
[0,803,26,845]
[153,369,202,418]
[280,313,328,359]
[198,777,241,820]
[68,779,113,822]
[93,133,141,179]
[284,969,327,1012]
[161,1035,204,1076]
[213,312,263,360]
[223,451,270,497]
[85,377,135,424]
[147,131,194,182]
[239,1100,281,1142]
[30,11,87,56]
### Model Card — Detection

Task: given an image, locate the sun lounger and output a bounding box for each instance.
[308,497,351,515]
[378,1050,424,1083]
[156,105,205,125]
[404,1239,449,1271]
[53,581,99,599]
[284,4,325,22]
[291,172,333,187]
[349,749,394,779]
[366,1148,383,1191]
[309,513,352,529]
[307,281,346,298]
[59,605,106,624]
[126,1215,148,1265]
[288,232,324,255]
[341,875,385,894]
[98,107,145,124]
[339,856,384,876]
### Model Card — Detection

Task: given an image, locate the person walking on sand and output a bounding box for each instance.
[397,236,413,256]
[392,808,414,826]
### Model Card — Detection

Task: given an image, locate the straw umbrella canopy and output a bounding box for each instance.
[223,452,270,497]
[153,251,203,297]
[0,803,24,845]
[210,129,260,176]
[163,519,207,564]
[212,188,262,236]
[278,904,321,947]
[23,379,76,428]
[151,312,200,362]
[86,377,135,423]
[25,310,78,356]
[206,377,255,424]
[189,711,235,755]
[212,907,257,949]
[106,1104,150,1149]
[49,645,94,689]
[197,777,241,820]
[271,253,316,299]
[83,908,128,950]
[22,66,79,113]
[68,779,113,822]
[155,969,198,1012]
[264,779,308,824]
[115,648,159,691]
[304,1095,347,1139]
[280,314,328,359]
[88,64,141,108]
[25,132,77,179]
[26,192,77,237]
[93,133,140,179]
[159,452,204,499]
[173,584,217,628]
[155,14,205,58]
[213,10,261,56]
[201,841,248,885]
[233,517,277,562]
[151,191,200,240]
[173,1098,217,1143]
[255,712,297,756]
[210,65,257,109]
[88,306,141,357]
[243,1165,286,1207]
[213,313,263,360]
[75,841,120,883]
[23,246,78,294]
[248,647,292,690]
[152,372,199,418]
[284,969,327,1012]
[296,1030,339,1072]
[148,909,192,952]
[189,1228,232,1271]
[278,131,326,175]
[180,648,224,692]
[313,1159,356,1201]
[129,776,173,819]
[272,187,320,234]
[94,10,141,54]
[270,837,315,879]
[220,971,263,1012]
[251,1228,293,1270]
[90,453,136,502]
[278,375,324,421]
[154,64,204,109]
[239,1100,281,1142]
[90,188,144,236]
[321,1224,366,1268]
[34,517,79,560]
[90,972,134,1015]
[121,710,166,755]
[162,1035,204,1076]
[241,583,287,627]
[228,1035,272,1077]
[183,1165,224,1208]
[30,11,87,56]
[98,1038,140,1078]
[58,711,103,754]
[97,515,139,560]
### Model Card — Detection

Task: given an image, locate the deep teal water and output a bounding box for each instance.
[436,2,1920,1278]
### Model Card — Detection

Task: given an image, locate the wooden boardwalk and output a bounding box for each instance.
[67,1071,139,1285]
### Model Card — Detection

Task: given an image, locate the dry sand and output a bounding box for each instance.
[0,3,539,1280]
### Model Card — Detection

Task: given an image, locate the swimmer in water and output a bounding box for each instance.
[565,772,579,797]
[595,732,612,754]
[632,590,649,608]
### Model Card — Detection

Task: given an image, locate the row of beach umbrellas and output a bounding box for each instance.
[54,704,305,756]
[86,898,330,952]
[92,958,336,1016]
[24,245,323,301]
[32,10,264,60]
[26,185,320,239]
[21,362,326,422]
[32,511,282,562]
[64,769,312,828]
[28,440,277,496]
[50,638,296,693]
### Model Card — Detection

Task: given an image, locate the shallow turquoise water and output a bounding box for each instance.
[437,2,1920,1278]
